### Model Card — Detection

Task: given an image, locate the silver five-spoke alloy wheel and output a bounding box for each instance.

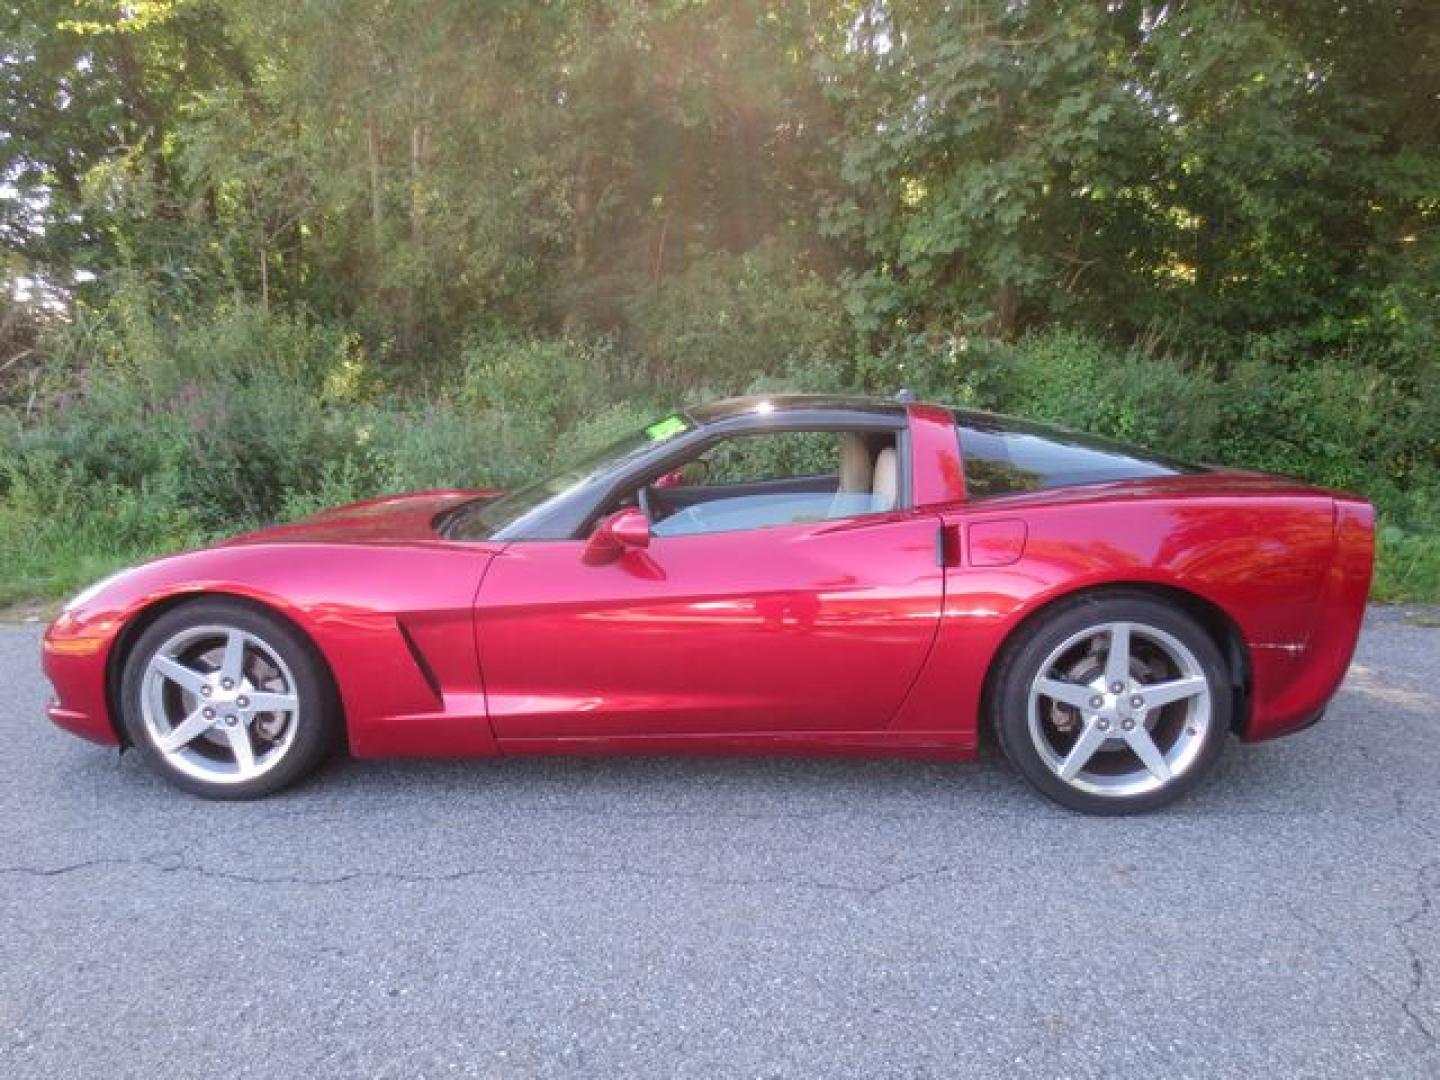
[1027,620,1212,798]
[140,624,301,785]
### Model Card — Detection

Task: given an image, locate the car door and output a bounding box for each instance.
[474,510,945,739]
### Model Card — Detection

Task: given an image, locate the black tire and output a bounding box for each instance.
[120,598,341,799]
[990,593,1231,815]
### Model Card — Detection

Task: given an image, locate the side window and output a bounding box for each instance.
[956,426,1047,498]
[646,428,899,538]
[958,414,1200,500]
[704,431,839,485]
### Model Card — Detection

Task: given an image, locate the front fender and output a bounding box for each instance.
[43,541,501,755]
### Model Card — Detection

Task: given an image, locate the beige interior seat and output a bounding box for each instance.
[829,433,875,517]
[871,446,898,510]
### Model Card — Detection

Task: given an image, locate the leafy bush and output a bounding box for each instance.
[995,333,1217,459]
[1211,359,1438,498]
[2,303,1437,607]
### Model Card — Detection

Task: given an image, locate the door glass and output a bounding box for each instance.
[649,429,898,537]
[704,431,838,484]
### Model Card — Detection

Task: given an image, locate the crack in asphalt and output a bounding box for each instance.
[1281,857,1439,1048]
[1399,859,1439,1044]
[0,852,956,901]
[1279,901,1425,1042]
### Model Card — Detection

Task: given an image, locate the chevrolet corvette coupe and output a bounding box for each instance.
[42,395,1374,813]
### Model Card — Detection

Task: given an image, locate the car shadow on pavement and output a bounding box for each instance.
[44,728,1317,824]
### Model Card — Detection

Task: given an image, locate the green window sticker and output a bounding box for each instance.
[644,415,689,441]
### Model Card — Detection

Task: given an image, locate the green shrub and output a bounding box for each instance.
[1212,359,1437,498]
[989,331,1221,460]
[0,467,204,606]
[565,399,672,458]
[2,299,1437,608]
[626,243,851,392]
[48,288,357,395]
[1373,526,1440,603]
[461,335,599,426]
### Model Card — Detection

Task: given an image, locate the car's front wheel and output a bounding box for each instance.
[991,594,1231,815]
[120,599,340,799]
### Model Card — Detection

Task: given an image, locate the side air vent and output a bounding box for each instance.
[396,619,444,706]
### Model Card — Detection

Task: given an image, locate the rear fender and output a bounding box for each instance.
[891,493,1342,745]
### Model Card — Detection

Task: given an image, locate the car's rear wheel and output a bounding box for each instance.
[120,599,340,799]
[991,594,1231,814]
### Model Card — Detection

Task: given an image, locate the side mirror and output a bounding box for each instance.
[583,508,651,564]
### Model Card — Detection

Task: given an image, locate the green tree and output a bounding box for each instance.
[822,0,1440,360]
[1,1,246,299]
[823,1,1160,340]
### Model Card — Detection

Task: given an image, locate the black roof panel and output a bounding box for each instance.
[686,394,908,425]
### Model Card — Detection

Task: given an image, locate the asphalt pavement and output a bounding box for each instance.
[1,607,1438,1079]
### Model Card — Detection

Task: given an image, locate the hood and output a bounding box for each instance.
[223,489,501,546]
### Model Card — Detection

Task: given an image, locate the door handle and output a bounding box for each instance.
[935,524,962,567]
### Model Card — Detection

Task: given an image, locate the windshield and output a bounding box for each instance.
[442,413,695,540]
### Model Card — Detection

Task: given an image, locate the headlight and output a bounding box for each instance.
[63,570,130,612]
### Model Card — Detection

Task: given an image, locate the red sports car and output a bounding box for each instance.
[41,395,1374,813]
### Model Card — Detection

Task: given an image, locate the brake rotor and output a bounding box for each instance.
[252,673,291,742]
[1047,639,1159,734]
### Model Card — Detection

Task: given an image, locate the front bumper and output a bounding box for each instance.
[41,616,120,746]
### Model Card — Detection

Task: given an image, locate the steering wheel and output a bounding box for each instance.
[637,483,656,522]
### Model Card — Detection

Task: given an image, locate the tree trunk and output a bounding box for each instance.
[257,221,270,313]
[401,117,428,357]
[366,111,383,252]
[652,209,671,292]
[562,151,596,335]
[285,216,303,296]
[573,150,594,273]
[991,281,1019,339]
[410,121,426,250]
